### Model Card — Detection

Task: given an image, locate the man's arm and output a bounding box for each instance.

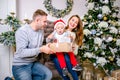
[15,29,54,58]
[15,29,40,58]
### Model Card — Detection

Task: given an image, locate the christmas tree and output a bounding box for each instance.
[79,0,120,72]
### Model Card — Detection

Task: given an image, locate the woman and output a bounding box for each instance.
[51,15,84,80]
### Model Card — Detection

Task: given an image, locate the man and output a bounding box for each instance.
[12,9,54,80]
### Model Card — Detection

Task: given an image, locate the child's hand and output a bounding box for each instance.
[46,38,51,43]
[46,34,54,43]
[47,34,53,39]
[68,35,73,42]
[53,38,58,43]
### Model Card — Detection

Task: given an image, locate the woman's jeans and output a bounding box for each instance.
[12,62,52,80]
[51,53,79,80]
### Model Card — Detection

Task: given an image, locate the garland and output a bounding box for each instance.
[44,0,73,18]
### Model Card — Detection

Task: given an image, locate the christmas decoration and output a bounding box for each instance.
[0,12,21,47]
[111,69,120,80]
[43,0,73,18]
[79,0,120,73]
[97,14,103,20]
[82,60,94,80]
[103,16,108,21]
[104,76,117,80]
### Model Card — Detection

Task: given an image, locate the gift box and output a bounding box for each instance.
[82,60,94,80]
[94,68,105,80]
[82,69,94,80]
[111,69,120,80]
[82,59,94,71]
[104,76,117,80]
[49,42,72,52]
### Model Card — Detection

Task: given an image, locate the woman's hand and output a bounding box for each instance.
[71,44,76,51]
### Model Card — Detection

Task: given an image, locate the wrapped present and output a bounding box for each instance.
[111,69,120,80]
[104,76,117,80]
[94,68,105,80]
[82,60,94,80]
[82,69,94,80]
[49,42,72,52]
[82,59,94,71]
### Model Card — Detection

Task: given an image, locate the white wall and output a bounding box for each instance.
[0,0,16,19]
[0,44,14,80]
[0,25,14,80]
[0,0,16,77]
[0,0,120,22]
[0,0,8,19]
[16,0,88,22]
[16,0,120,22]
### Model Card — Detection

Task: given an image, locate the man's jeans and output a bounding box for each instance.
[12,62,52,80]
[51,54,79,80]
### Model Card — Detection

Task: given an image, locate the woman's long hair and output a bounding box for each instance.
[66,15,84,46]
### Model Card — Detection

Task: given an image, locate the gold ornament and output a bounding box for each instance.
[84,19,87,22]
[113,38,117,41]
[103,16,107,21]
[89,15,92,19]
[109,56,114,61]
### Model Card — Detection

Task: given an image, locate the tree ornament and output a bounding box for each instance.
[112,13,117,17]
[100,0,109,4]
[103,16,108,21]
[113,38,117,41]
[84,19,87,22]
[97,14,103,20]
[108,56,114,62]
[101,51,105,55]
[91,29,96,35]
[89,15,92,19]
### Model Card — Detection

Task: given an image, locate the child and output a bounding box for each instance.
[46,19,82,76]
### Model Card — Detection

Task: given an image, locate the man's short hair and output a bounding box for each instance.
[33,9,47,20]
